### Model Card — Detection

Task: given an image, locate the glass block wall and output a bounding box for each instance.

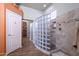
[32,11,57,54]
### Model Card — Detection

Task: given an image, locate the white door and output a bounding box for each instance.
[6,9,22,54]
[14,14,22,49]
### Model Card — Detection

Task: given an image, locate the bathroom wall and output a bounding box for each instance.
[56,8,79,55]
[20,5,43,20]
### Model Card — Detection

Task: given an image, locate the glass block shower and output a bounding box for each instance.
[32,11,57,54]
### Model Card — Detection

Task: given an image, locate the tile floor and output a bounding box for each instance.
[8,37,48,56]
[52,51,68,56]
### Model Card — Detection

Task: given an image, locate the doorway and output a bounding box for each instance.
[22,20,27,47]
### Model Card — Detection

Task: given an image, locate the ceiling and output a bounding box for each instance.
[20,3,53,11]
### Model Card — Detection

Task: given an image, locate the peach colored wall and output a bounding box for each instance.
[0,4,6,55]
[5,3,23,16]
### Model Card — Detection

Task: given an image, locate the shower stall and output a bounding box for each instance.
[31,8,79,56]
[32,11,57,55]
[56,8,79,55]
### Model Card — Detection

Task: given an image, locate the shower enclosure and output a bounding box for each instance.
[32,11,57,54]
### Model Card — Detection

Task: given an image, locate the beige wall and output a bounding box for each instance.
[56,8,79,55]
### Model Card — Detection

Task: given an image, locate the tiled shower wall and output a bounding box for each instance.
[56,8,79,55]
